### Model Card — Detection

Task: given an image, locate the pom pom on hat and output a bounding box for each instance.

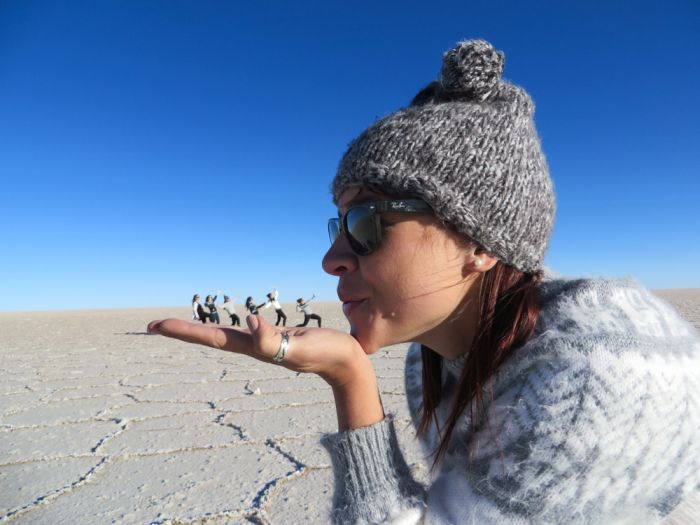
[440,39,504,100]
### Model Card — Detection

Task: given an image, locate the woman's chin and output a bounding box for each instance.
[349,325,382,355]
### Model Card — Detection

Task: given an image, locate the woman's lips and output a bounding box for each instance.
[342,299,366,315]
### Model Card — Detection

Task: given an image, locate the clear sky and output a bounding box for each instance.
[1,1,698,311]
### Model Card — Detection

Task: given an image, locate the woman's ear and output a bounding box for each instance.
[468,246,498,273]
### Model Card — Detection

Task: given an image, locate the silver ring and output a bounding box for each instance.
[273,331,289,363]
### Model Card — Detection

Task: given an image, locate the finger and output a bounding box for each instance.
[148,318,254,356]
[245,315,285,361]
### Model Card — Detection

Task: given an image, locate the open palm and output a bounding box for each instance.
[147,315,367,387]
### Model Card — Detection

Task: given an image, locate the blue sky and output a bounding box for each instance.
[1,1,698,311]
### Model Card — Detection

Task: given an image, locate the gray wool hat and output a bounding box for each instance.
[332,39,555,273]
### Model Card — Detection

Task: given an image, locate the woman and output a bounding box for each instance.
[191,294,210,324]
[149,40,700,524]
[295,294,321,327]
[205,293,220,324]
[245,296,264,315]
[261,288,288,326]
[221,295,241,326]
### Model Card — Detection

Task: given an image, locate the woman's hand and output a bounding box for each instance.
[147,315,365,390]
[147,315,384,430]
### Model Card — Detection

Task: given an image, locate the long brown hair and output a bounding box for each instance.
[417,261,543,466]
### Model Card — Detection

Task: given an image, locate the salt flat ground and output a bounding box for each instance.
[1,290,699,524]
[0,302,426,524]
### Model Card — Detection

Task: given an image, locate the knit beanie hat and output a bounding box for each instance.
[331,39,555,273]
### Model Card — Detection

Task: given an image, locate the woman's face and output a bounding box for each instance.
[322,187,478,355]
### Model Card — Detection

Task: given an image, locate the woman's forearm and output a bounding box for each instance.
[330,360,384,431]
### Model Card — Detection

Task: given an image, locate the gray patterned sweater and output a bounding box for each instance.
[322,277,700,524]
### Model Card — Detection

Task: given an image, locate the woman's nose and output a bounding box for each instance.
[322,234,358,276]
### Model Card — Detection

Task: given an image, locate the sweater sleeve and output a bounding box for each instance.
[321,417,426,524]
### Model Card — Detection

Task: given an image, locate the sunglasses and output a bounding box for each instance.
[328,199,433,255]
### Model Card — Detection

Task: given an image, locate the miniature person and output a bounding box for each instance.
[245,296,264,315]
[191,294,210,324]
[295,295,322,327]
[221,295,240,326]
[261,288,288,326]
[204,292,220,324]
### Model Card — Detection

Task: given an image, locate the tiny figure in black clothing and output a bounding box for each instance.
[245,296,265,315]
[205,292,221,324]
[296,295,322,327]
[192,294,211,324]
[261,288,288,326]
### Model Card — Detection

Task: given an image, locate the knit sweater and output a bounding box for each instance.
[321,277,700,524]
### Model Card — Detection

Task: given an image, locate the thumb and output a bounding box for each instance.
[147,320,162,334]
[246,314,279,359]
[245,314,259,332]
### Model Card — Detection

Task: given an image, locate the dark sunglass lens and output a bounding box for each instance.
[346,207,378,255]
[328,219,340,244]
